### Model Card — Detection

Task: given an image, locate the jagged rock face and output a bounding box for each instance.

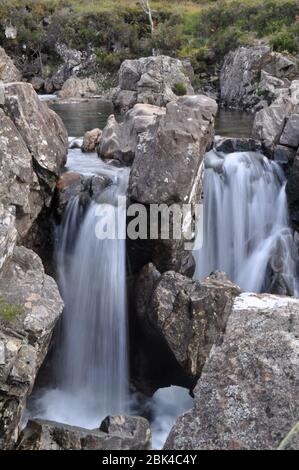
[164,292,299,450]
[220,46,298,111]
[0,246,64,449]
[148,271,241,378]
[129,95,217,204]
[98,104,166,164]
[214,136,263,154]
[0,47,21,83]
[113,56,194,112]
[18,415,151,450]
[0,204,17,271]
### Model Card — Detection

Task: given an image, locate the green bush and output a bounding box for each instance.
[0,297,23,323]
[172,82,187,96]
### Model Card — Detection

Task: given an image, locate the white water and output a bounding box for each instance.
[30,156,131,428]
[194,150,299,295]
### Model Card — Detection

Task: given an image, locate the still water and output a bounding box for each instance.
[50,99,254,138]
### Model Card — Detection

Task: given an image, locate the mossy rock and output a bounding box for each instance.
[172,82,187,96]
[0,297,23,323]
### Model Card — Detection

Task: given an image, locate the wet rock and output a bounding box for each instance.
[273,145,296,165]
[129,95,217,204]
[0,246,63,449]
[113,56,194,112]
[18,415,151,450]
[164,292,299,450]
[214,136,262,154]
[82,128,102,153]
[0,47,21,83]
[148,271,241,378]
[286,157,299,231]
[98,104,165,164]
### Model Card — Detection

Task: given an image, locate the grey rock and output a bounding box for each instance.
[18,415,151,450]
[98,104,165,164]
[280,114,299,148]
[220,46,298,111]
[273,145,296,165]
[55,43,82,68]
[164,292,299,450]
[82,128,102,153]
[29,77,45,92]
[0,246,63,449]
[0,204,17,271]
[149,271,241,377]
[129,95,217,204]
[3,82,68,177]
[214,136,262,154]
[113,56,194,112]
[58,77,100,99]
[0,47,21,83]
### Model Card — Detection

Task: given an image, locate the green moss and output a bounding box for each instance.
[172,82,187,96]
[0,297,23,323]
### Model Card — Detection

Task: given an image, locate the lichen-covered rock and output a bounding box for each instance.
[164,292,299,450]
[0,47,21,83]
[113,56,194,112]
[129,95,217,204]
[0,204,17,271]
[0,246,63,449]
[98,104,165,164]
[18,415,151,450]
[149,271,241,377]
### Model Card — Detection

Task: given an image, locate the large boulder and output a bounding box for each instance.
[3,83,68,178]
[129,95,217,204]
[0,246,64,449]
[18,415,151,450]
[220,46,298,111]
[113,56,194,112]
[0,109,42,238]
[0,47,21,83]
[164,292,299,450]
[98,104,166,164]
[147,271,241,378]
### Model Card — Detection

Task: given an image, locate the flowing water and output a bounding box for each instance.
[29,157,130,428]
[194,150,299,295]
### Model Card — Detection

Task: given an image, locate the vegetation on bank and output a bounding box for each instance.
[0,0,298,79]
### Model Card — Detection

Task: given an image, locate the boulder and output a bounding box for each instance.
[0,47,21,83]
[129,95,217,204]
[164,292,299,450]
[148,271,241,377]
[0,109,42,238]
[220,46,298,111]
[55,43,82,68]
[18,415,151,450]
[3,82,68,179]
[98,104,165,164]
[0,246,63,449]
[0,204,17,271]
[113,56,194,112]
[280,114,299,148]
[82,128,102,153]
[58,77,99,99]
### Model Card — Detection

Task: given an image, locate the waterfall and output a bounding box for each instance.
[194,150,299,296]
[29,166,130,429]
